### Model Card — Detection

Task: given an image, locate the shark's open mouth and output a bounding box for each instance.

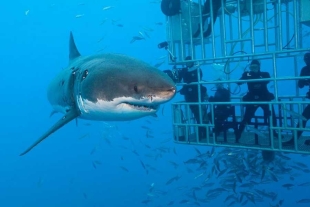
[123,102,159,111]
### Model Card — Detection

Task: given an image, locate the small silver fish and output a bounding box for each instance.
[78,134,89,140]
[75,14,84,18]
[153,60,165,68]
[130,36,145,44]
[246,125,268,139]
[100,18,108,25]
[120,166,129,172]
[297,199,310,203]
[138,31,145,37]
[102,6,113,10]
[282,108,307,121]
[194,172,204,179]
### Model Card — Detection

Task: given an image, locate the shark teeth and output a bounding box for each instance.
[124,102,158,111]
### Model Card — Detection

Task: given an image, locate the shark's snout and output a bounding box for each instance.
[158,86,176,101]
[167,86,177,96]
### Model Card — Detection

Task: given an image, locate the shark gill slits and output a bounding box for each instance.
[82,70,88,80]
[71,67,79,75]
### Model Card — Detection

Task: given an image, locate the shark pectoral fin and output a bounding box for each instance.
[20,109,79,156]
[49,110,58,118]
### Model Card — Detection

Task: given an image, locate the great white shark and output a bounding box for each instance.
[20,32,176,156]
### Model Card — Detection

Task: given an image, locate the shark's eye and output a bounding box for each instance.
[134,85,138,93]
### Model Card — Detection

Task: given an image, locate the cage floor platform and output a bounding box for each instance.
[175,131,310,154]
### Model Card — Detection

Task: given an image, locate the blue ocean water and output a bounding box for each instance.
[0,0,310,207]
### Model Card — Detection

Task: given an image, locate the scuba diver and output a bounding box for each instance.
[208,80,232,137]
[193,0,226,38]
[282,52,310,146]
[163,56,208,140]
[234,59,278,142]
[160,0,225,38]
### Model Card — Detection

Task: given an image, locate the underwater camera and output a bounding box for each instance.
[158,41,168,49]
[157,41,176,62]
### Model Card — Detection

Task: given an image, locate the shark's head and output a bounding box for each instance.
[74,54,176,120]
[59,33,176,121]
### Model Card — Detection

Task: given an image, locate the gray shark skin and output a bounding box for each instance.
[20,32,176,156]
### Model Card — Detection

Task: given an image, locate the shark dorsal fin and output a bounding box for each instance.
[69,31,81,61]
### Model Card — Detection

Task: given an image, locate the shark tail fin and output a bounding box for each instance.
[20,109,79,156]
[69,31,81,61]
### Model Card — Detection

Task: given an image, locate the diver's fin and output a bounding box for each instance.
[193,0,210,38]
[69,31,81,61]
[193,0,222,38]
[20,109,79,156]
[203,12,218,38]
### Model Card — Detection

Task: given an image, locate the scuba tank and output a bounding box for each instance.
[174,105,186,141]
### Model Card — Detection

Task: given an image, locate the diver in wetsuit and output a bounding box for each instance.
[193,0,226,38]
[283,52,310,146]
[208,81,231,137]
[235,60,278,142]
[179,56,208,139]
[163,56,208,139]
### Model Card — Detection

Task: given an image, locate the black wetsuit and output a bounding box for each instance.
[282,65,310,146]
[179,67,207,138]
[193,0,225,38]
[235,71,277,140]
[208,87,231,135]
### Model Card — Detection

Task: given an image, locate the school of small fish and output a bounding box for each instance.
[71,117,310,207]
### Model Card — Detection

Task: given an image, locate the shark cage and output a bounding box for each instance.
[160,0,310,154]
